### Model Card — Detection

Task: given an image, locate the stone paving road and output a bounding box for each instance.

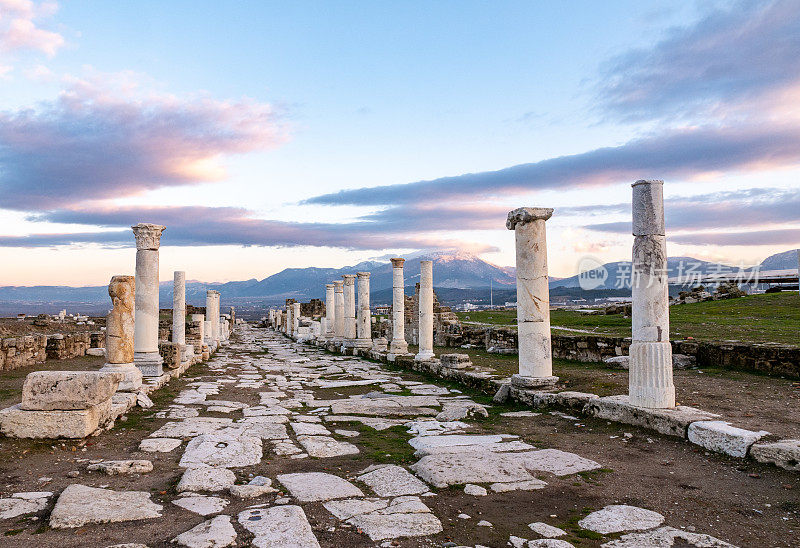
[0,326,757,546]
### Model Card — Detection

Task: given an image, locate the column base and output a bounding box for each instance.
[414,350,435,362]
[389,339,408,355]
[134,352,163,377]
[511,374,559,389]
[353,338,373,349]
[99,362,142,392]
[372,337,388,352]
[629,341,675,409]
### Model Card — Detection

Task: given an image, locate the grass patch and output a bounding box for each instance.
[350,424,416,465]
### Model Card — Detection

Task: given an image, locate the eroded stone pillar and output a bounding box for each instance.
[173,271,188,362]
[132,223,166,376]
[354,272,372,348]
[334,280,345,340]
[388,258,409,357]
[100,275,142,391]
[343,274,357,344]
[206,290,220,349]
[630,180,675,408]
[415,260,435,361]
[507,207,557,388]
[292,302,301,337]
[325,283,335,338]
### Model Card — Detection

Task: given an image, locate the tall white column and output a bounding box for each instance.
[325,283,335,338]
[388,258,409,357]
[173,271,187,362]
[334,280,345,339]
[630,180,675,408]
[292,302,301,337]
[507,208,557,388]
[415,260,435,361]
[213,292,221,345]
[284,303,292,335]
[206,290,220,349]
[132,223,166,376]
[343,274,357,344]
[354,272,372,348]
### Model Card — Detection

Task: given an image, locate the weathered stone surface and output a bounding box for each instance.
[139,437,182,452]
[277,472,364,502]
[464,484,487,496]
[584,395,719,437]
[358,465,430,497]
[0,491,52,519]
[149,417,232,438]
[290,421,330,436]
[529,522,567,538]
[411,452,536,488]
[528,540,575,548]
[489,479,547,492]
[750,439,800,471]
[87,460,153,475]
[172,495,229,516]
[237,505,321,548]
[342,495,443,541]
[296,435,359,457]
[21,371,121,410]
[229,484,276,498]
[522,449,601,476]
[49,484,162,528]
[435,401,488,421]
[173,515,237,548]
[578,505,664,534]
[179,431,263,468]
[177,466,236,493]
[322,498,388,520]
[0,399,112,439]
[106,275,135,364]
[687,421,769,458]
[601,526,736,547]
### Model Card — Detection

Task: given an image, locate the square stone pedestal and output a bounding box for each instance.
[0,399,112,439]
[134,352,164,377]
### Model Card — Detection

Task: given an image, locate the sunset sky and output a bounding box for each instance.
[1,0,799,286]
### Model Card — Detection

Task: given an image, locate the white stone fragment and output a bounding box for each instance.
[358,465,430,497]
[49,484,162,528]
[528,540,575,548]
[750,439,800,471]
[578,505,664,534]
[277,472,364,502]
[523,449,602,476]
[601,526,736,547]
[179,431,263,468]
[172,495,229,516]
[346,496,443,541]
[149,418,232,438]
[687,421,770,458]
[296,435,359,458]
[0,492,52,519]
[173,515,237,548]
[529,522,567,538]
[229,484,277,498]
[290,422,331,436]
[489,479,548,492]
[139,437,182,452]
[87,460,153,475]
[177,466,236,493]
[322,498,388,520]
[237,505,321,548]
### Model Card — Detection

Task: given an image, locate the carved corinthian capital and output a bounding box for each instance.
[131,223,166,250]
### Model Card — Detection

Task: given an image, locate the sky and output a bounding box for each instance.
[1,0,799,286]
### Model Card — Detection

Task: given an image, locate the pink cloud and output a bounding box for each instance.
[0,0,64,56]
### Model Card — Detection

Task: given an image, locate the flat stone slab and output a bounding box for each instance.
[687,421,770,458]
[139,437,182,452]
[277,472,364,502]
[179,431,263,468]
[528,540,575,548]
[296,435,360,457]
[522,449,602,476]
[177,466,237,493]
[490,479,548,492]
[0,400,112,439]
[238,505,321,548]
[346,496,443,541]
[529,522,567,538]
[323,498,389,520]
[49,484,162,528]
[0,491,52,519]
[21,371,121,410]
[584,395,719,437]
[578,505,664,534]
[411,451,537,488]
[149,418,233,438]
[324,415,406,430]
[87,460,153,475]
[172,494,229,516]
[174,515,237,548]
[601,526,736,547]
[358,465,430,497]
[750,439,800,471]
[409,434,516,452]
[290,422,331,436]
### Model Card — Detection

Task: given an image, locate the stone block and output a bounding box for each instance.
[21,371,122,411]
[687,421,770,458]
[440,353,472,369]
[750,439,800,471]
[584,395,719,437]
[0,399,113,439]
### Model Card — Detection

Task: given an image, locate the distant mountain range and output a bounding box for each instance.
[0,249,796,308]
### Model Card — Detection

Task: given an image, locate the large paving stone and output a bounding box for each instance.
[149,418,232,438]
[578,505,664,534]
[410,451,537,488]
[173,515,237,548]
[87,460,153,475]
[49,484,162,528]
[346,496,443,541]
[358,465,430,497]
[179,431,263,468]
[238,505,320,548]
[277,472,364,502]
[601,526,736,547]
[172,494,229,516]
[296,435,359,457]
[584,395,719,437]
[21,371,121,410]
[139,437,182,452]
[0,399,112,439]
[750,439,800,471]
[521,449,602,476]
[687,421,770,458]
[177,466,237,493]
[0,491,52,519]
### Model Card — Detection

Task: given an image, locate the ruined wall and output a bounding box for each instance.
[1,331,106,372]
[45,332,91,360]
[300,299,325,318]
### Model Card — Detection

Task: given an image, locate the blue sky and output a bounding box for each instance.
[1,1,798,285]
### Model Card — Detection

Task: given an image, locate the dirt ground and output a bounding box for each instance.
[0,317,104,338]
[0,328,798,547]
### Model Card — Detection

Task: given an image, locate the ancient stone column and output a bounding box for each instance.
[173,271,188,362]
[415,260,435,361]
[342,274,357,344]
[507,207,557,388]
[205,290,220,349]
[333,280,345,340]
[354,272,372,348]
[388,258,409,357]
[132,223,166,376]
[630,180,675,408]
[325,283,335,338]
[292,302,301,337]
[100,275,142,391]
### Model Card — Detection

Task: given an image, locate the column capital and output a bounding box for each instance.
[506,207,553,230]
[325,283,335,289]
[390,257,405,267]
[333,280,344,290]
[357,271,370,279]
[131,223,166,250]
[342,274,356,285]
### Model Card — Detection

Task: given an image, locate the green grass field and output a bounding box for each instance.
[456,292,800,345]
